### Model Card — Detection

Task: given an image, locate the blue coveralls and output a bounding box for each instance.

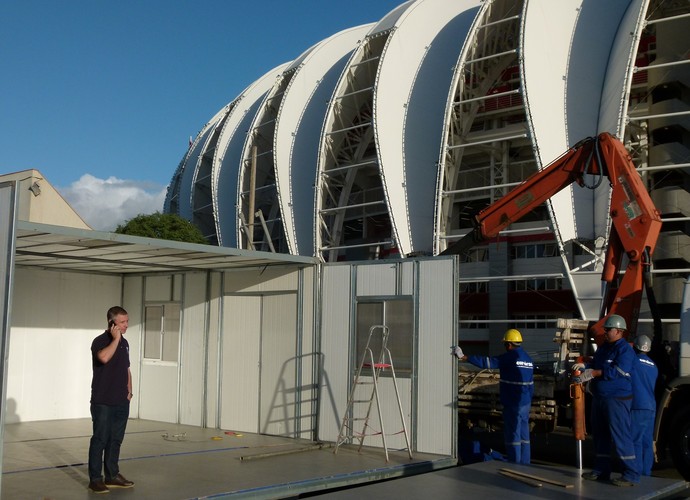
[631,352,658,475]
[467,347,534,464]
[589,338,640,482]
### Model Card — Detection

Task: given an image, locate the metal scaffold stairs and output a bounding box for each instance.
[334,325,412,461]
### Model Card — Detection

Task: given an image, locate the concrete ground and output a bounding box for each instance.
[1,420,687,499]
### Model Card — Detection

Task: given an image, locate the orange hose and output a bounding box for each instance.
[570,371,586,440]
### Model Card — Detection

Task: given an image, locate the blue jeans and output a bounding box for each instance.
[88,403,129,481]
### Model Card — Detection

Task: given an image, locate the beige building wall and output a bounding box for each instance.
[0,169,91,229]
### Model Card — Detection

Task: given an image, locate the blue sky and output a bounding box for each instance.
[1,0,403,229]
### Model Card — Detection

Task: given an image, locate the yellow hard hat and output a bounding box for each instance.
[503,328,523,343]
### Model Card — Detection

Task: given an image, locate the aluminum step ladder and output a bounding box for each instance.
[334,325,412,461]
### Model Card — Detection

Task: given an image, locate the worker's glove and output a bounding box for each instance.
[450,346,464,359]
[571,362,586,372]
[573,369,594,384]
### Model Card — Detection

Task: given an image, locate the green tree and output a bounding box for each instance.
[115,212,209,244]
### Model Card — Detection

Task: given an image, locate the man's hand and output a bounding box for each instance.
[450,346,464,359]
[573,368,594,384]
[110,322,122,342]
[571,362,586,372]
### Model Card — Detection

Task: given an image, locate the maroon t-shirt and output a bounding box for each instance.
[90,331,130,405]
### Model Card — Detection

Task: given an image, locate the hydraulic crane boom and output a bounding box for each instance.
[442,133,662,344]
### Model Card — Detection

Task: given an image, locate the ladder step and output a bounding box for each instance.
[363,363,391,368]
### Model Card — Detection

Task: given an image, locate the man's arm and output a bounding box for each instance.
[96,325,121,364]
[127,368,132,401]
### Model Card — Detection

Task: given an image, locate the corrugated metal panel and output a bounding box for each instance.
[416,257,456,455]
[221,295,261,432]
[179,272,207,426]
[317,264,353,442]
[355,262,397,296]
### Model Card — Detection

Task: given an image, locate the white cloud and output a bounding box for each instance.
[60,174,168,231]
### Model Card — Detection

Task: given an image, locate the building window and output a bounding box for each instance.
[144,303,180,362]
[509,277,563,292]
[459,247,489,263]
[510,315,559,329]
[459,281,489,293]
[356,298,413,375]
[459,315,489,329]
[511,242,558,259]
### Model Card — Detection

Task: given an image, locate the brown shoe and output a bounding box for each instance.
[88,479,110,494]
[104,473,134,488]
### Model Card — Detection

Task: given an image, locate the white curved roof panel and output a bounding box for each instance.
[374,0,480,256]
[369,0,415,36]
[274,24,372,256]
[523,0,637,242]
[212,63,290,247]
[177,107,230,220]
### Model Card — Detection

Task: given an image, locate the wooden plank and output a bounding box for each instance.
[499,468,574,488]
[498,469,542,487]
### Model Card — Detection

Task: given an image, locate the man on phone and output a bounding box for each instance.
[87,306,135,494]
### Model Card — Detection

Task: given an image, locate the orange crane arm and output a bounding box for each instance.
[442,133,662,343]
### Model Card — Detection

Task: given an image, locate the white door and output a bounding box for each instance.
[220,293,297,434]
[138,304,180,422]
[260,293,297,436]
[220,295,261,431]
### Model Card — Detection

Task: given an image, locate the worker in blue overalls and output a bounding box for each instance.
[453,329,534,464]
[573,314,640,486]
[631,335,658,476]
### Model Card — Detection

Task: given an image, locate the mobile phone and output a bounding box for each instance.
[108,320,115,328]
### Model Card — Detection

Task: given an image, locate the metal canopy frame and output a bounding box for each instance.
[14,221,316,276]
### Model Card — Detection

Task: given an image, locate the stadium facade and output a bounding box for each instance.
[165,0,689,356]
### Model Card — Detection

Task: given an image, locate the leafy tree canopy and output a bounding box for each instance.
[115,212,209,244]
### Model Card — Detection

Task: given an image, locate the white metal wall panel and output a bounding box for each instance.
[139,364,178,422]
[260,293,298,436]
[223,268,299,294]
[298,266,318,439]
[145,275,174,301]
[416,258,456,455]
[317,264,352,442]
[400,260,415,295]
[355,262,397,296]
[221,295,261,432]
[375,0,480,255]
[179,272,207,426]
[275,25,371,256]
[205,272,223,428]
[212,64,290,247]
[122,275,143,418]
[7,268,121,422]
